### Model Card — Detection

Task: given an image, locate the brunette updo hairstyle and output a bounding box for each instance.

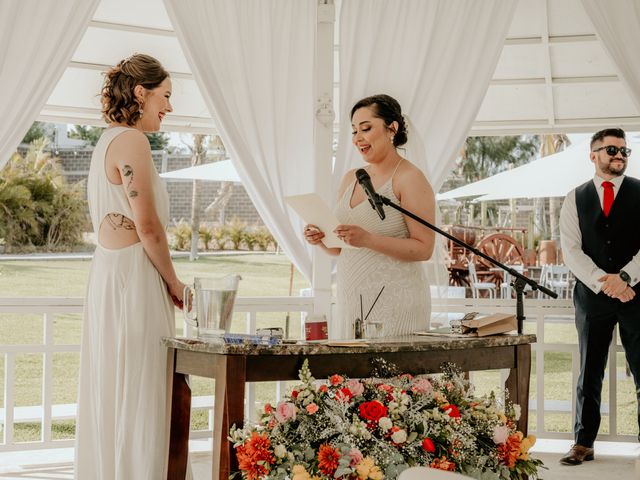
[350,94,408,147]
[101,54,169,125]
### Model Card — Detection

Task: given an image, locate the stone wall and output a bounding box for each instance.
[50,147,264,229]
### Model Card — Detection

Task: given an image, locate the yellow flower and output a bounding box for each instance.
[519,434,536,460]
[356,457,385,479]
[292,464,311,480]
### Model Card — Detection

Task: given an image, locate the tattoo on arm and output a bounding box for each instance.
[122,164,138,198]
[105,214,136,231]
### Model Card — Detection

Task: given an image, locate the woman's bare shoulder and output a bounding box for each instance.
[106,128,150,162]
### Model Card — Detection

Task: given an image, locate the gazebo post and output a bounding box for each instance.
[310,0,336,324]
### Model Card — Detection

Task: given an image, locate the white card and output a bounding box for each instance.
[285,193,356,249]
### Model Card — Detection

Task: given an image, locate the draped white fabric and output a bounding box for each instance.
[335,0,517,193]
[164,0,315,279]
[581,0,640,112]
[336,0,516,309]
[0,0,99,170]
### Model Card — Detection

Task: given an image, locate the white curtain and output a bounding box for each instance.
[336,0,516,312]
[335,0,517,192]
[582,0,640,112]
[164,0,315,280]
[0,0,99,170]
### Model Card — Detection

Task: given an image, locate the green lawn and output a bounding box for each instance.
[1,255,638,441]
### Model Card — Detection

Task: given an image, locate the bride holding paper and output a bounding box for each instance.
[303,94,435,339]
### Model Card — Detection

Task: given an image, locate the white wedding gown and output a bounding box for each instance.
[75,127,177,479]
[333,165,430,340]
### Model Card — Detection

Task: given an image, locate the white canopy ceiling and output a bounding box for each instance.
[39,0,640,136]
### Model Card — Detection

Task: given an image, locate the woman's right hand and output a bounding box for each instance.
[168,279,187,309]
[303,224,325,245]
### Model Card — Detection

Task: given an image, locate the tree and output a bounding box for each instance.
[458,135,539,183]
[146,132,169,151]
[68,125,104,146]
[188,135,206,260]
[21,122,54,144]
[537,134,571,242]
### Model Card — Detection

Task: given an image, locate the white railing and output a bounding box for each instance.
[0,296,635,452]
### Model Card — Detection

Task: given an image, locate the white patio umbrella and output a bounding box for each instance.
[160,159,241,183]
[438,135,640,201]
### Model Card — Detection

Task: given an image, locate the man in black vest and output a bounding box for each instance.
[559,128,640,465]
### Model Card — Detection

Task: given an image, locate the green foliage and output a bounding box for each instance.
[171,221,192,251]
[146,132,169,151]
[0,139,86,252]
[227,219,247,250]
[253,227,275,251]
[211,225,229,250]
[458,136,539,183]
[199,226,213,250]
[21,122,54,144]
[68,125,104,146]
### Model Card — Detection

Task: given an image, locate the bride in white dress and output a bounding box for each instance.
[75,54,187,479]
[304,94,435,339]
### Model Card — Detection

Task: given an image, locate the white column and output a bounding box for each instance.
[311,0,335,320]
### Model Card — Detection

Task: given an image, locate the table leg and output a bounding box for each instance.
[212,355,246,480]
[505,343,531,435]
[167,367,191,479]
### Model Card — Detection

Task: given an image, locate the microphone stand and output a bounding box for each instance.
[371,193,557,334]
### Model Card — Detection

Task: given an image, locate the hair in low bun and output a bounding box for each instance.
[350,94,408,147]
[101,54,169,125]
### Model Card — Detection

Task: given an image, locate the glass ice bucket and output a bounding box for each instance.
[183,275,241,338]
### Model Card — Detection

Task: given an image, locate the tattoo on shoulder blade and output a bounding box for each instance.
[122,164,138,198]
[105,214,136,231]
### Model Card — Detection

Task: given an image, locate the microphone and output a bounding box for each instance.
[355,168,385,220]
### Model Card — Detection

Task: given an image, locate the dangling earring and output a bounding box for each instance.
[390,135,395,144]
[139,106,144,118]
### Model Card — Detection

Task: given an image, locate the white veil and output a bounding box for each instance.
[401,115,450,328]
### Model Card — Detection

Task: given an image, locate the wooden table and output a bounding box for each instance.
[164,333,536,480]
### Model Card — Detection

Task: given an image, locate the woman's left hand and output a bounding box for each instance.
[334,224,371,247]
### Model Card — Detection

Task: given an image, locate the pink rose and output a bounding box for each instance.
[346,379,364,397]
[275,402,296,423]
[493,425,510,444]
[348,448,363,467]
[412,378,433,394]
[306,403,319,414]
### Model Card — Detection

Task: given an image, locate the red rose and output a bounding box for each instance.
[319,384,328,393]
[359,400,388,422]
[337,387,353,402]
[264,403,273,414]
[291,390,299,399]
[442,404,461,418]
[422,437,436,453]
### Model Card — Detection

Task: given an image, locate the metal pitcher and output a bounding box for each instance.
[183,275,241,338]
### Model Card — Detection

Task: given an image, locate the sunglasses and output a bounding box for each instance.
[592,145,632,158]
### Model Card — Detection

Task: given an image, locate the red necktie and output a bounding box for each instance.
[602,181,614,217]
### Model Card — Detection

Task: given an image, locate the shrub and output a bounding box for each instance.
[171,221,192,251]
[0,139,86,252]
[211,225,229,250]
[253,227,275,251]
[227,219,247,250]
[199,226,214,250]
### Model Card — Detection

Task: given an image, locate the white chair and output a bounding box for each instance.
[467,261,496,298]
[398,466,474,479]
[538,264,573,299]
[500,264,533,298]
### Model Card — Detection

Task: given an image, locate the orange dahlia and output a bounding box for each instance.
[236,431,275,480]
[429,456,456,471]
[318,443,340,476]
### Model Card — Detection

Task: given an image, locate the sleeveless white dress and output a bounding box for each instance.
[75,127,176,479]
[333,164,430,339]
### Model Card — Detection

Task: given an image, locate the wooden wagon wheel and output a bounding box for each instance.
[473,233,525,285]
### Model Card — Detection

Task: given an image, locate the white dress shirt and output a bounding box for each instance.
[560,174,640,294]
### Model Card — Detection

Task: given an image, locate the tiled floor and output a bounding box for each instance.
[0,439,638,479]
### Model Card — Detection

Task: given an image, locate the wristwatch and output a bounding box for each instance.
[619,270,631,284]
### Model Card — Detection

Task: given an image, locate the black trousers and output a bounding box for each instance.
[573,282,640,447]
